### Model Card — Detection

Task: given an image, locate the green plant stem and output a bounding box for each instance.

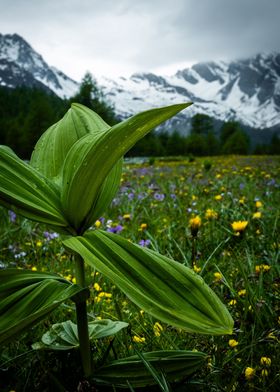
[191,236,197,267]
[74,254,92,377]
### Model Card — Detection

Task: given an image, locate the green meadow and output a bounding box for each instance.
[1,154,279,391]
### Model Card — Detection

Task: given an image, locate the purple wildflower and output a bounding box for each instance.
[43,231,59,241]
[107,225,123,234]
[138,192,147,200]
[239,183,245,190]
[8,210,16,223]
[154,192,165,201]
[139,239,151,247]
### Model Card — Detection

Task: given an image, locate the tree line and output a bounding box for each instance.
[0,72,279,158]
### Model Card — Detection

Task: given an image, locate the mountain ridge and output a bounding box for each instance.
[0,33,280,133]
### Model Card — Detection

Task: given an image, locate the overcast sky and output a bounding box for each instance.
[1,0,280,81]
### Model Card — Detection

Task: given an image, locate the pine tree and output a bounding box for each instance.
[70,72,117,125]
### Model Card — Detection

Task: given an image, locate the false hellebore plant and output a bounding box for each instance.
[0,103,233,387]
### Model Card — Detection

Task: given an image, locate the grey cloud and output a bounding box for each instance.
[0,0,279,78]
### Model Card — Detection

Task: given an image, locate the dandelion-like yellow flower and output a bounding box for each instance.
[189,215,201,228]
[231,221,248,233]
[214,194,222,201]
[140,223,148,230]
[244,367,254,380]
[205,209,218,220]
[132,335,146,343]
[228,299,237,306]
[253,212,261,219]
[31,266,37,271]
[189,215,201,236]
[228,339,238,348]
[123,214,131,220]
[255,201,263,209]
[36,240,43,247]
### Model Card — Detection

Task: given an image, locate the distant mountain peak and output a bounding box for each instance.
[0,33,78,98]
[98,51,280,130]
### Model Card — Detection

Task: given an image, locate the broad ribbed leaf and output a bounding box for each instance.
[61,103,191,231]
[94,350,207,387]
[64,230,233,335]
[88,159,123,230]
[30,104,110,181]
[0,269,86,345]
[0,146,69,229]
[33,319,128,350]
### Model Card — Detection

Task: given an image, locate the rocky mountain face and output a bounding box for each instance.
[98,53,280,131]
[1,33,280,133]
[0,33,78,98]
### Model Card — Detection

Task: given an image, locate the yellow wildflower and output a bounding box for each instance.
[253,211,261,219]
[213,272,223,282]
[205,209,218,220]
[231,221,248,233]
[214,194,222,201]
[228,299,237,306]
[123,214,131,220]
[98,292,112,299]
[228,339,238,348]
[238,289,246,297]
[132,335,146,343]
[31,266,37,271]
[239,197,246,205]
[140,223,148,230]
[153,322,163,337]
[255,264,271,274]
[36,240,42,247]
[260,357,271,367]
[193,264,201,273]
[255,201,263,209]
[95,220,101,228]
[93,282,102,291]
[244,367,254,380]
[189,215,201,236]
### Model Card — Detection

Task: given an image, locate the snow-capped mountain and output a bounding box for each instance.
[0,33,78,98]
[0,33,280,131]
[99,53,280,130]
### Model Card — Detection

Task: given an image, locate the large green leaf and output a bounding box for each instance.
[61,103,191,231]
[93,350,207,387]
[63,230,234,335]
[32,319,129,350]
[30,104,110,181]
[89,158,123,228]
[0,146,69,229]
[0,269,86,345]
